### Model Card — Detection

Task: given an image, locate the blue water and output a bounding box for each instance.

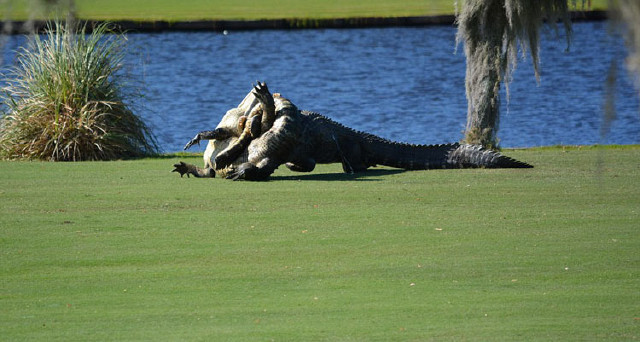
[2,21,639,151]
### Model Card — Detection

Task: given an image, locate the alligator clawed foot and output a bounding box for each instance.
[226,171,244,181]
[172,161,191,177]
[225,163,254,181]
[214,153,233,170]
[252,81,271,103]
[183,135,201,150]
[225,167,246,181]
[224,163,269,181]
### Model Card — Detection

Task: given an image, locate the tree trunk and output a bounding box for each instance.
[456,0,572,148]
[459,0,507,148]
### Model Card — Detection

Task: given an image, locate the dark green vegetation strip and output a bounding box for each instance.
[1,0,457,21]
[1,146,638,340]
[2,0,607,22]
[0,1,609,33]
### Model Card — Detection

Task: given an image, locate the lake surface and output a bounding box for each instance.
[2,21,639,152]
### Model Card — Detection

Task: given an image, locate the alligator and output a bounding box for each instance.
[172,83,532,181]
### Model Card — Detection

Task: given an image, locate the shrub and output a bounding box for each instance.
[0,21,157,161]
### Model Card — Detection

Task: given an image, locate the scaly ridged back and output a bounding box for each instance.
[300,111,533,170]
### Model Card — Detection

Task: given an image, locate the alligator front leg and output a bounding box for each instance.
[214,114,262,169]
[183,128,233,150]
[225,158,280,181]
[172,161,215,178]
[252,81,276,132]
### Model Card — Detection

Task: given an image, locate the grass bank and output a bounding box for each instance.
[2,0,608,21]
[1,146,638,340]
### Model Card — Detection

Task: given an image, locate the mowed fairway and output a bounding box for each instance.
[1,146,638,340]
[1,0,608,21]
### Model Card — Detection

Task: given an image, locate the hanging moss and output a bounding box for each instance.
[456,0,577,147]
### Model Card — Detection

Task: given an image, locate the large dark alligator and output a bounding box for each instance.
[173,83,532,181]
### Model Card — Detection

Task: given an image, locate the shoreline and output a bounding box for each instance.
[3,10,607,34]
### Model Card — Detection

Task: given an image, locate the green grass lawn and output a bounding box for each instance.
[1,146,638,341]
[1,0,608,21]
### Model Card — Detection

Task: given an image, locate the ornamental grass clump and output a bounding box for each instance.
[0,21,157,161]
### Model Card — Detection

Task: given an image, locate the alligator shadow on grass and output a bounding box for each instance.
[270,169,405,181]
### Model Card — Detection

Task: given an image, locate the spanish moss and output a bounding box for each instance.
[456,0,578,148]
[609,0,640,95]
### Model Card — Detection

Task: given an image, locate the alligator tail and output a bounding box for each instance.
[371,142,532,170]
[446,144,533,169]
[306,112,533,170]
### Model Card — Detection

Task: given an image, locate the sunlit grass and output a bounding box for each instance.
[1,146,637,340]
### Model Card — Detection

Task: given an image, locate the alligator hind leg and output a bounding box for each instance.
[332,136,368,173]
[285,157,316,172]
